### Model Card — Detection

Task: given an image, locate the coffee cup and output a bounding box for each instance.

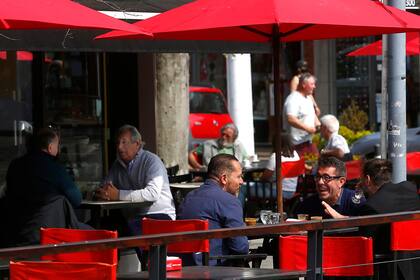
[297,214,309,221]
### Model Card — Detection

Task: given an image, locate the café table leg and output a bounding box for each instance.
[90,207,102,228]
[149,244,167,280]
[307,229,324,280]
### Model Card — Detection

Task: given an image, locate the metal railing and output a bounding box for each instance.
[0,210,419,280]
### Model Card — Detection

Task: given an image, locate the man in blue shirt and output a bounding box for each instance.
[295,156,365,218]
[178,154,249,265]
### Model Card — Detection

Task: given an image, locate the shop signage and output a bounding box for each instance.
[379,0,418,9]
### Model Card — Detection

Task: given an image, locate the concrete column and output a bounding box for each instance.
[387,0,406,183]
[314,40,336,115]
[155,53,190,174]
[226,53,255,156]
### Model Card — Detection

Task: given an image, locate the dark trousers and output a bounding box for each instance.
[294,141,319,158]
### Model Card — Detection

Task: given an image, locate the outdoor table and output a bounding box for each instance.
[79,200,152,228]
[170,182,201,210]
[117,266,305,280]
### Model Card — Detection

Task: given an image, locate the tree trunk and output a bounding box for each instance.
[155,53,190,175]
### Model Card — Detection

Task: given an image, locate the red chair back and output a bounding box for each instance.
[142,218,209,253]
[345,160,362,180]
[40,228,118,265]
[407,152,420,174]
[10,261,114,280]
[390,220,420,251]
[279,235,374,276]
[281,158,305,178]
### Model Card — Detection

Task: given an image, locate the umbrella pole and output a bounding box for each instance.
[272,25,284,221]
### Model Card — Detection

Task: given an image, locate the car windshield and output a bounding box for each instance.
[189,91,228,114]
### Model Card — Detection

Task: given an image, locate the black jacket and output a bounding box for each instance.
[0,195,82,248]
[357,181,420,280]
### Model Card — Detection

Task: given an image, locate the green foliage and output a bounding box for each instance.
[339,125,372,146]
[312,133,326,150]
[338,100,368,131]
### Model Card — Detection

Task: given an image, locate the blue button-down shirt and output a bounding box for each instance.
[178,179,249,265]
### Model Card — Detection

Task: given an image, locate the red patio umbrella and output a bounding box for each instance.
[97,0,420,218]
[0,0,150,35]
[347,32,420,56]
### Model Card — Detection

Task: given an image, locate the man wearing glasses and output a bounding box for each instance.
[295,156,365,218]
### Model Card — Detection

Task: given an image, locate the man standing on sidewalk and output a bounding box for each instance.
[284,72,321,157]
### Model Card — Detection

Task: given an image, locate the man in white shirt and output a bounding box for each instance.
[319,114,350,159]
[284,73,320,156]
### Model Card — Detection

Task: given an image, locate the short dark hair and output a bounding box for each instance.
[295,60,308,74]
[35,128,59,150]
[207,154,239,178]
[318,156,347,177]
[363,159,392,187]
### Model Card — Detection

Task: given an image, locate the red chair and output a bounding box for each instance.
[142,218,210,264]
[281,158,306,178]
[279,235,374,277]
[40,228,118,278]
[406,152,420,175]
[142,218,266,267]
[345,159,363,181]
[389,220,420,279]
[10,261,114,280]
[391,220,420,251]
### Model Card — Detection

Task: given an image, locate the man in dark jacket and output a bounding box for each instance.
[0,128,89,248]
[296,156,365,218]
[178,154,249,265]
[324,159,420,280]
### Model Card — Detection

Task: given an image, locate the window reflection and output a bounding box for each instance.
[43,52,104,187]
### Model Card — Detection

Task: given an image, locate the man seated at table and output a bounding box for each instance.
[94,124,175,236]
[323,158,420,280]
[0,127,90,247]
[178,154,249,265]
[319,114,350,160]
[188,123,248,170]
[295,156,365,219]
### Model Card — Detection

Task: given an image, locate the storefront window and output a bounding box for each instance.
[43,52,104,188]
[336,37,372,127]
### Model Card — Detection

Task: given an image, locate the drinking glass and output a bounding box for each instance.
[259,210,272,225]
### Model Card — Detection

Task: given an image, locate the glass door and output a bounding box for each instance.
[0,51,33,194]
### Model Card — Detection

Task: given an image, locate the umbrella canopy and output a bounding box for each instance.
[97,0,420,41]
[97,0,420,217]
[347,32,420,56]
[0,0,151,35]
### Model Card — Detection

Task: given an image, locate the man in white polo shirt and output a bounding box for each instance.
[284,72,321,157]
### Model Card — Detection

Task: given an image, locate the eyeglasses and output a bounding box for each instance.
[314,174,343,183]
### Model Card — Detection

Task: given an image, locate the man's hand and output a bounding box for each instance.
[287,115,316,134]
[94,182,119,201]
[321,201,348,219]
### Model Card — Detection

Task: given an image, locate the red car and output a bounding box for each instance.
[189,86,233,146]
